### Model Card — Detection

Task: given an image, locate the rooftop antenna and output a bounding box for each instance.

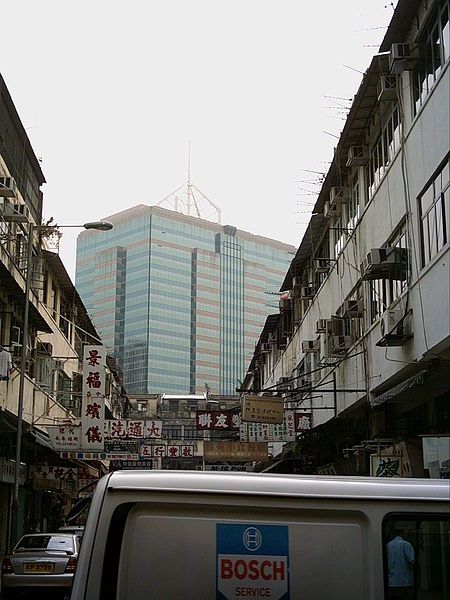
[157,141,222,223]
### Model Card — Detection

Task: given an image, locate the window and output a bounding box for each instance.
[413,0,450,114]
[162,425,182,439]
[334,215,346,257]
[183,426,203,440]
[419,158,449,266]
[348,174,360,231]
[367,106,402,199]
[383,513,450,599]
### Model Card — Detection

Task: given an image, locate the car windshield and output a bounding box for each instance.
[15,535,74,553]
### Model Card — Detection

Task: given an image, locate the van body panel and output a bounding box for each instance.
[70,471,450,600]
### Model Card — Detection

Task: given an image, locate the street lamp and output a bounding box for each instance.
[10,220,113,546]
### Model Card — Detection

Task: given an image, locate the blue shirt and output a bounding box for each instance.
[387,536,415,587]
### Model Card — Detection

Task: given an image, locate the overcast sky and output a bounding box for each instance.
[1,1,395,276]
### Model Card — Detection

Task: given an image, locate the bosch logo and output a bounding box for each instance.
[243,527,262,552]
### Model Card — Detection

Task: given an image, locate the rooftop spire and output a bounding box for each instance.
[157,141,222,223]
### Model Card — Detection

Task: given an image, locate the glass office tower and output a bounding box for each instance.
[75,205,295,395]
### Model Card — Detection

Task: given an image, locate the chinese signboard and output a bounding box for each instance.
[370,455,403,477]
[105,419,162,439]
[81,345,106,451]
[29,465,78,481]
[47,426,81,451]
[204,442,268,462]
[104,440,140,456]
[241,396,284,425]
[240,411,296,442]
[370,442,414,477]
[294,412,312,432]
[196,411,240,431]
[60,451,107,460]
[140,444,195,458]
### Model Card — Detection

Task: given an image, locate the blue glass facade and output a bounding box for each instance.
[75,206,294,395]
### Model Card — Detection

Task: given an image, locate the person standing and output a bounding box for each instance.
[387,528,415,599]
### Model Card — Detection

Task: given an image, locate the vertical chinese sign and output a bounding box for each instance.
[81,345,106,451]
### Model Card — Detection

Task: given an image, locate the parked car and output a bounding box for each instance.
[1,533,79,599]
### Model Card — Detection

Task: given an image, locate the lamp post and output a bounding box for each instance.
[10,220,113,547]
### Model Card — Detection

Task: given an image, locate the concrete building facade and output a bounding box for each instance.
[244,0,449,478]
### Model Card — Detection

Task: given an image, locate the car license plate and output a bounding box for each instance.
[24,563,54,573]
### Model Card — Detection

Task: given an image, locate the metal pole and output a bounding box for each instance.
[10,222,34,547]
[333,371,337,418]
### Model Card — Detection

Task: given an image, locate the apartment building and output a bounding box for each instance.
[0,74,128,548]
[244,0,449,478]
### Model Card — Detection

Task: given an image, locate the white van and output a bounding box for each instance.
[70,471,449,600]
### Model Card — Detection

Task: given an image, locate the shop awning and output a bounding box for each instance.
[370,369,428,407]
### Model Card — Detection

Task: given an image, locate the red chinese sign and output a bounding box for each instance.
[295,412,312,432]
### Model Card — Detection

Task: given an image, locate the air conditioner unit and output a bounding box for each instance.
[315,258,331,273]
[3,201,29,223]
[380,309,403,337]
[316,318,329,333]
[360,247,408,281]
[302,340,316,353]
[346,146,369,167]
[389,43,418,74]
[332,335,354,354]
[377,75,397,102]
[292,276,302,288]
[385,246,409,266]
[279,298,291,310]
[0,177,18,198]
[324,200,341,219]
[329,187,348,206]
[377,308,413,347]
[342,299,364,318]
[300,286,314,299]
[261,343,271,353]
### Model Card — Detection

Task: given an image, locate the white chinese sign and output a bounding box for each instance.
[29,465,78,481]
[48,426,81,451]
[240,411,296,442]
[81,345,106,451]
[104,419,162,439]
[140,444,195,459]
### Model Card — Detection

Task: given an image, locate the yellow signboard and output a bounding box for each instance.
[204,441,268,462]
[241,395,284,424]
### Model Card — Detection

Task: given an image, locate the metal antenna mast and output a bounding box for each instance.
[157,142,222,223]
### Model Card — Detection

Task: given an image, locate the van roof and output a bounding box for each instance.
[106,471,449,502]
